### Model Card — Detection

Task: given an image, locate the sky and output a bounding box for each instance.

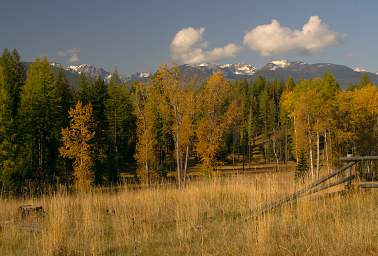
[1,0,377,74]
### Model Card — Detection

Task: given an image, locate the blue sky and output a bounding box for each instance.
[1,0,377,74]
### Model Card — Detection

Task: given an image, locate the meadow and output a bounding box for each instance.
[1,171,377,256]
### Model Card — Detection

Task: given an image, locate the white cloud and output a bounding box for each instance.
[243,16,340,56]
[170,27,241,64]
[56,48,80,64]
[207,43,241,61]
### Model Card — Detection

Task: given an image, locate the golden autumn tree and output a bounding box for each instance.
[59,102,95,191]
[133,81,159,186]
[334,84,378,156]
[195,73,238,173]
[281,75,339,178]
[155,65,196,187]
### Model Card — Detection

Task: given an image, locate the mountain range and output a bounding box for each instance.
[34,60,378,88]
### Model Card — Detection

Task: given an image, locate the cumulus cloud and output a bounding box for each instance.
[57,48,80,64]
[170,27,241,64]
[243,16,340,56]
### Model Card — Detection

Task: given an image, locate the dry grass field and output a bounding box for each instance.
[0,172,377,256]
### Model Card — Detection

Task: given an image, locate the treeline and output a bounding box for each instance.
[0,49,135,191]
[0,49,377,191]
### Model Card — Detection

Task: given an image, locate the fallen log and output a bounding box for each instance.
[19,205,46,218]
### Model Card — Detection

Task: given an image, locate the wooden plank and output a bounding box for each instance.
[254,161,357,215]
[359,182,378,189]
[339,156,378,162]
[307,175,355,195]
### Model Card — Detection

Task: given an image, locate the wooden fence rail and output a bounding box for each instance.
[255,156,377,216]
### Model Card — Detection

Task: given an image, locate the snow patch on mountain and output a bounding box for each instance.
[228,63,256,75]
[194,63,256,76]
[137,72,151,78]
[270,60,290,68]
[50,62,64,68]
[353,67,368,72]
[67,64,111,79]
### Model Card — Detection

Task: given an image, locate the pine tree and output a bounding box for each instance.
[0,49,25,189]
[19,57,60,187]
[54,68,74,181]
[105,71,134,182]
[0,65,15,188]
[0,48,25,117]
[59,102,95,191]
[76,73,92,104]
[358,74,371,88]
[91,76,109,183]
[54,68,73,128]
[285,76,296,91]
[295,148,308,180]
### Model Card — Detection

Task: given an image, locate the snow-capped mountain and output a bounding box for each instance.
[67,64,111,80]
[262,60,306,71]
[256,61,378,87]
[42,60,378,89]
[135,72,152,78]
[219,63,256,76]
[185,63,256,77]
[179,60,378,87]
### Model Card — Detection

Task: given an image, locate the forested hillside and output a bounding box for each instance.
[0,49,377,192]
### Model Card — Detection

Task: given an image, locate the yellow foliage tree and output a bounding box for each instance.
[281,75,339,178]
[334,84,378,156]
[59,102,95,191]
[195,73,238,173]
[155,65,196,187]
[133,81,159,186]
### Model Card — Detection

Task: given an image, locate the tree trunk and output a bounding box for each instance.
[293,115,299,163]
[176,136,181,188]
[307,116,314,179]
[183,143,189,186]
[324,130,330,173]
[316,130,320,179]
[285,124,288,164]
[272,135,279,171]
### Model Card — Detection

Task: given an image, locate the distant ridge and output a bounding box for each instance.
[23,61,378,88]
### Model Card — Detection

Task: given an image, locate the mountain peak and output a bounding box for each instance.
[47,60,378,89]
[67,64,110,79]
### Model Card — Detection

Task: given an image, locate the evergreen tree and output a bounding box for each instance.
[76,73,92,104]
[105,71,135,182]
[285,76,296,91]
[91,76,109,183]
[54,68,74,128]
[54,68,74,181]
[0,49,25,189]
[0,65,16,188]
[19,57,61,187]
[358,74,371,88]
[295,148,308,180]
[0,48,25,117]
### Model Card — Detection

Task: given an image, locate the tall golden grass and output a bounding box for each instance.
[0,172,377,255]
